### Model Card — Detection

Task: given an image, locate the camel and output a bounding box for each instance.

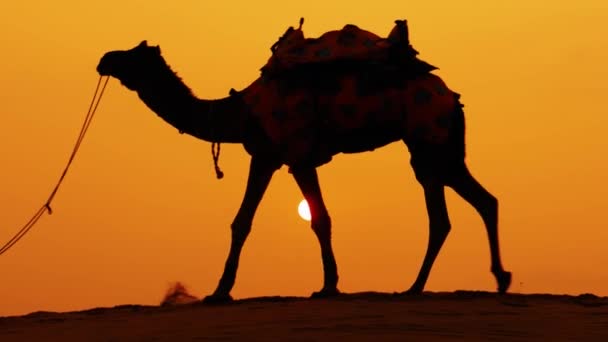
[97,37,511,303]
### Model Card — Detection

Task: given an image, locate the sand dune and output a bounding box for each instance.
[1,292,607,341]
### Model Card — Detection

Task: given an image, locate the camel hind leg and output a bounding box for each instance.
[405,148,511,294]
[446,164,512,293]
[402,99,463,294]
[406,174,452,294]
[402,96,510,294]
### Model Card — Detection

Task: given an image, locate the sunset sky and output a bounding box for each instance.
[1,1,607,316]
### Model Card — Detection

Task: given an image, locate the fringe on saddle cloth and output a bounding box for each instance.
[237,19,457,168]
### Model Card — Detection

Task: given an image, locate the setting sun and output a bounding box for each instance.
[298,199,311,221]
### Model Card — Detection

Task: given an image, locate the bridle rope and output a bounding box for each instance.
[0,75,110,256]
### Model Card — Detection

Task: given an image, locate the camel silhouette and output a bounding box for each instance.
[97,36,511,303]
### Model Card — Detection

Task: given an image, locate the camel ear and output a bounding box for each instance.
[155,45,161,54]
[138,40,148,48]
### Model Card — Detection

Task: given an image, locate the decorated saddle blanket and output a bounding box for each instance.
[261,19,437,77]
[240,72,460,168]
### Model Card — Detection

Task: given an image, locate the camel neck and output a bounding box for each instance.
[135,63,245,144]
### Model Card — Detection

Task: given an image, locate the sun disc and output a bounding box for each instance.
[298,199,311,221]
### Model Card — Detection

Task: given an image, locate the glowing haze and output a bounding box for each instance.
[1,1,607,316]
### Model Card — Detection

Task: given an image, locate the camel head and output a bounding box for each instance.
[97,40,161,90]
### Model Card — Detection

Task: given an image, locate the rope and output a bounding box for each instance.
[212,142,223,179]
[207,101,223,179]
[0,76,110,256]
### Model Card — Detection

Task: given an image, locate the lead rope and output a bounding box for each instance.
[0,75,110,256]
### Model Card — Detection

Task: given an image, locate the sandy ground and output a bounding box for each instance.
[1,291,607,341]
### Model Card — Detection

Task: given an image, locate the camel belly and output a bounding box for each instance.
[330,121,404,153]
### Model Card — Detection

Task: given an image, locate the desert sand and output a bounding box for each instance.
[1,291,607,341]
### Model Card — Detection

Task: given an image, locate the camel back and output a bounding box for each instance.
[261,19,437,77]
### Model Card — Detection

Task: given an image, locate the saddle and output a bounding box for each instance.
[261,18,437,77]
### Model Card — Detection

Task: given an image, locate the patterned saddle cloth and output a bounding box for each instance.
[260,18,437,77]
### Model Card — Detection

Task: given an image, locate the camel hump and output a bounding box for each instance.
[261,19,434,77]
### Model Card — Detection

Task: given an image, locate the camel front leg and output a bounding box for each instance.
[203,157,278,304]
[292,167,339,298]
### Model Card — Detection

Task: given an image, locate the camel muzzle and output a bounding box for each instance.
[97,56,112,76]
[97,51,123,76]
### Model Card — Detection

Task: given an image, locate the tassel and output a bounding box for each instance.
[212,142,224,179]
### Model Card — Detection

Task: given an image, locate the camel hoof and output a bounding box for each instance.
[201,293,233,305]
[311,288,340,299]
[496,271,512,294]
[395,287,423,297]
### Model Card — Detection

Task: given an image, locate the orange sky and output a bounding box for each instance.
[1,1,607,316]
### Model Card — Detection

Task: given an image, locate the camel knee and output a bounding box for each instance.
[231,218,252,243]
[430,220,451,239]
[487,194,498,214]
